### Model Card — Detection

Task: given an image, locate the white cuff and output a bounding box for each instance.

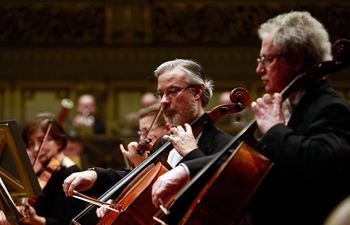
[179,163,190,181]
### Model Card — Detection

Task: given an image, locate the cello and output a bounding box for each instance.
[153,39,350,225]
[70,87,250,225]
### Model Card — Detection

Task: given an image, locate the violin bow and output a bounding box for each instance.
[32,119,53,168]
[137,104,163,155]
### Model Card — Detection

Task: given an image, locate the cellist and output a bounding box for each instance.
[151,11,350,225]
[0,114,85,225]
[63,59,233,211]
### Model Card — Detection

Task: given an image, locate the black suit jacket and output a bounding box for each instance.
[251,79,350,225]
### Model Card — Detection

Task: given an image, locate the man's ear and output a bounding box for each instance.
[193,84,204,99]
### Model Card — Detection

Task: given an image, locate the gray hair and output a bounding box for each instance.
[154,59,214,107]
[258,11,332,70]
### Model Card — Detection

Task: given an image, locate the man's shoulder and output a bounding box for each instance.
[204,123,233,139]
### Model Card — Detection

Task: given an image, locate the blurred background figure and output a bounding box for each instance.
[125,92,158,122]
[219,91,232,105]
[215,91,248,135]
[141,92,159,108]
[124,92,159,135]
[72,94,105,136]
[63,129,88,170]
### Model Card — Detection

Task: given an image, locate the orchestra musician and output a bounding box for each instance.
[72,94,105,135]
[0,114,85,225]
[120,103,172,168]
[63,59,233,213]
[151,11,350,225]
[95,102,172,218]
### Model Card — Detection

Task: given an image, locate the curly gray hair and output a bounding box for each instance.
[258,11,332,70]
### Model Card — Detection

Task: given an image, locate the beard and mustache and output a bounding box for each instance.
[163,100,198,126]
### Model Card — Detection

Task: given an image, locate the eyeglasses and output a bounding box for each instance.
[137,125,164,137]
[154,85,194,100]
[257,54,285,67]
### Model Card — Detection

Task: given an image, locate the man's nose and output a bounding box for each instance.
[139,134,146,141]
[256,63,265,75]
[160,94,170,103]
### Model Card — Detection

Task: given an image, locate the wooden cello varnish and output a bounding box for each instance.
[97,162,169,225]
[180,141,273,225]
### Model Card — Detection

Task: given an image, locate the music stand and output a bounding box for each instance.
[0,120,42,224]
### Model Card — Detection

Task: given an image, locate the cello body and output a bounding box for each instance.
[97,162,169,225]
[179,141,273,225]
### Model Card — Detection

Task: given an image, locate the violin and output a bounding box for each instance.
[27,157,61,205]
[153,39,350,225]
[137,136,157,155]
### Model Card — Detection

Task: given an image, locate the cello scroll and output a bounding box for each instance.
[209,87,250,123]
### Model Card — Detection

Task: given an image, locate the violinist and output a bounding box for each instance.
[0,114,85,225]
[95,102,172,218]
[151,11,350,225]
[120,103,171,168]
[63,59,233,207]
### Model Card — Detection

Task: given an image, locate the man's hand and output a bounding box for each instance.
[251,93,285,134]
[95,199,113,218]
[25,205,45,225]
[163,123,198,157]
[63,170,97,197]
[0,210,11,225]
[120,142,149,167]
[151,165,190,208]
